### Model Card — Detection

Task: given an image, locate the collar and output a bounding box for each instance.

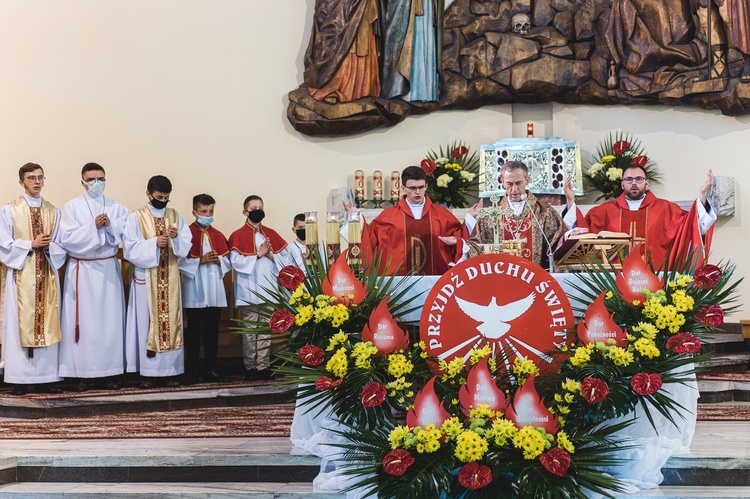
[23,193,42,207]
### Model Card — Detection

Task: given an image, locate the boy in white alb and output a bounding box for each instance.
[288,213,308,269]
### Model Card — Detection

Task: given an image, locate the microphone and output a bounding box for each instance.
[521,193,555,273]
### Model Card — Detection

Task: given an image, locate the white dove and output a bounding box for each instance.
[454,293,536,340]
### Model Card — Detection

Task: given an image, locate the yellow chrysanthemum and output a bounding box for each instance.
[454,430,489,463]
[513,426,547,460]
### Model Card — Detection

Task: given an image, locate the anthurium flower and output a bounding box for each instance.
[539,447,571,477]
[694,264,722,289]
[581,377,609,404]
[694,304,724,326]
[631,372,662,395]
[269,309,295,333]
[278,265,305,290]
[457,461,492,490]
[666,333,701,354]
[613,140,630,154]
[630,155,648,167]
[451,145,469,158]
[297,345,326,366]
[315,376,342,391]
[361,381,387,407]
[421,159,437,174]
[382,448,414,476]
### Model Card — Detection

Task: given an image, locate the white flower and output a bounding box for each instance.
[435,157,450,166]
[588,162,603,176]
[460,171,475,182]
[606,167,623,181]
[436,174,453,188]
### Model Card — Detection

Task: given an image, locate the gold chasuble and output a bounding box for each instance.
[9,197,61,349]
[135,206,183,354]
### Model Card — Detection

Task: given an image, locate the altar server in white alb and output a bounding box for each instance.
[0,163,67,395]
[123,175,192,388]
[59,163,129,391]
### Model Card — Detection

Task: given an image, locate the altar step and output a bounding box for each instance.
[698,325,750,403]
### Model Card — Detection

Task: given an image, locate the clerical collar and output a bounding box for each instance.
[23,193,42,207]
[406,198,425,220]
[509,200,526,216]
[625,196,645,211]
[148,204,166,216]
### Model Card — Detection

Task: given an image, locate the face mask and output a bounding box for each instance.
[86,179,105,198]
[151,197,169,210]
[295,228,306,241]
[197,215,214,227]
[247,210,265,224]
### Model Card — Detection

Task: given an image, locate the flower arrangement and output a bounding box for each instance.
[420,141,479,208]
[584,132,662,201]
[238,246,739,498]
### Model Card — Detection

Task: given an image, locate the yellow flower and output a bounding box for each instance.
[469,404,498,421]
[454,430,489,463]
[351,341,378,369]
[588,162,604,175]
[387,354,414,378]
[489,418,518,446]
[436,174,453,188]
[632,338,660,359]
[441,417,463,441]
[570,345,593,367]
[325,347,348,378]
[601,155,616,163]
[416,424,442,453]
[606,167,623,181]
[512,356,540,381]
[561,378,581,393]
[326,331,348,351]
[607,346,635,366]
[556,431,575,454]
[469,346,492,365]
[388,425,410,449]
[513,426,547,460]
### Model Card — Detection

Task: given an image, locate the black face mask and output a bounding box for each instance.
[151,198,169,210]
[295,228,306,241]
[247,210,265,224]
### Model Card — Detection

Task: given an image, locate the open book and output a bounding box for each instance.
[554,231,631,267]
[568,231,630,240]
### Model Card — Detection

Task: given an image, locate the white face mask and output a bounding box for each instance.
[86,179,106,198]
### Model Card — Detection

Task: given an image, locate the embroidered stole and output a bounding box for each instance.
[404,215,433,275]
[618,208,649,258]
[500,199,535,263]
[135,206,183,353]
[9,197,61,349]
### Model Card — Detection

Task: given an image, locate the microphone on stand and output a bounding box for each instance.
[521,193,555,274]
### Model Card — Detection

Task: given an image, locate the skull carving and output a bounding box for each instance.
[512,13,531,35]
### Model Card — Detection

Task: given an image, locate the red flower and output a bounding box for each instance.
[613,140,630,155]
[382,449,414,476]
[451,145,469,158]
[269,309,295,333]
[694,304,724,327]
[630,155,648,167]
[694,264,722,289]
[581,377,609,404]
[420,159,436,174]
[315,376,342,391]
[666,333,701,354]
[361,381,387,408]
[631,372,662,395]
[457,462,492,490]
[297,345,326,366]
[540,447,571,477]
[278,265,305,290]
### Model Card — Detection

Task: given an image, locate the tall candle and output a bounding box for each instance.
[372,170,383,201]
[326,212,341,263]
[347,210,361,271]
[304,211,318,262]
[354,170,365,202]
[390,171,400,201]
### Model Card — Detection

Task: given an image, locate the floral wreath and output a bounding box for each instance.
[420,141,479,208]
[241,248,740,498]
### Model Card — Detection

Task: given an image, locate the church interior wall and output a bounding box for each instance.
[0,0,746,317]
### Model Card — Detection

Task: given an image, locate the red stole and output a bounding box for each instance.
[499,198,535,262]
[403,215,434,275]
[189,223,229,258]
[228,222,287,256]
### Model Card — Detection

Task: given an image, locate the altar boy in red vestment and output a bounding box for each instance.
[361,166,468,276]
[564,166,716,268]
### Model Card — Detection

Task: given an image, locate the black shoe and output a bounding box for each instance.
[10,385,27,396]
[257,368,276,381]
[244,369,259,381]
[75,381,90,392]
[204,370,229,383]
[37,385,63,394]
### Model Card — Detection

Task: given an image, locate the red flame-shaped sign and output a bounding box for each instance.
[577,293,626,347]
[615,244,663,304]
[505,375,558,434]
[322,250,367,306]
[406,377,451,428]
[458,357,507,416]
[361,296,409,356]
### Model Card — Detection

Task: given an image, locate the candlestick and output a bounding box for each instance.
[304,211,318,262]
[326,212,341,264]
[372,170,383,201]
[354,170,365,207]
[390,171,400,201]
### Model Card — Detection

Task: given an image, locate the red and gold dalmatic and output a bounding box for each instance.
[135,206,183,353]
[8,197,61,349]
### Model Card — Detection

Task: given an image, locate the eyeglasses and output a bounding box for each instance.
[404,185,427,192]
[26,175,45,182]
[622,177,646,184]
[85,178,105,184]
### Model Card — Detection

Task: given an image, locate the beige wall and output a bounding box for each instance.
[1,1,747,317]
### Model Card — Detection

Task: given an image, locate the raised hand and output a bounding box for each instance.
[698,168,714,204]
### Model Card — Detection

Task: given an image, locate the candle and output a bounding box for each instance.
[526,122,534,137]
[372,170,383,201]
[326,212,340,263]
[354,170,365,202]
[304,211,318,261]
[390,171,400,201]
[347,210,361,271]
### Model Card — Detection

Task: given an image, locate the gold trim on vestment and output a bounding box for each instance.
[9,196,61,348]
[135,206,183,353]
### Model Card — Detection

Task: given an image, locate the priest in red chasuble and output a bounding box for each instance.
[361,166,472,276]
[564,166,716,268]
[465,161,572,269]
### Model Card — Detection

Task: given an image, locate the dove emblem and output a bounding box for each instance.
[455,293,535,340]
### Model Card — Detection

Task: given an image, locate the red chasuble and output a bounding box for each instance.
[576,191,713,269]
[188,223,230,258]
[228,222,288,255]
[361,196,466,276]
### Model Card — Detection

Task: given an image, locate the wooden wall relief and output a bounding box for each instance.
[288,0,750,137]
